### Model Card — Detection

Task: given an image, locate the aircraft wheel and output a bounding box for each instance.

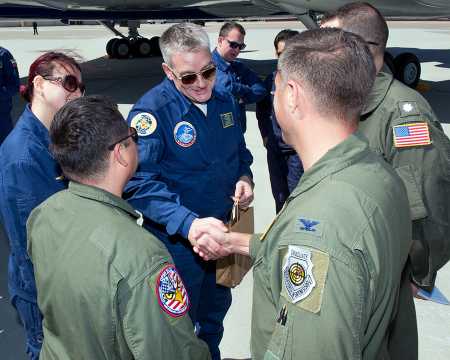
[133,38,152,57]
[384,51,395,75]
[112,39,131,59]
[149,36,162,56]
[106,38,117,58]
[394,53,421,88]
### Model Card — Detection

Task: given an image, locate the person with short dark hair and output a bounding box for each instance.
[0,51,83,359]
[212,21,267,133]
[194,28,412,359]
[256,29,302,212]
[0,46,20,144]
[322,4,450,358]
[27,95,211,360]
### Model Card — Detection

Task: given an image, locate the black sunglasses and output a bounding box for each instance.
[168,65,216,85]
[42,74,86,94]
[108,127,138,151]
[226,39,246,51]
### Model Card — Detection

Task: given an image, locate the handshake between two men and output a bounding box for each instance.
[187,175,254,261]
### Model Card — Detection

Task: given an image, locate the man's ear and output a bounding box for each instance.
[113,143,128,167]
[286,79,301,114]
[162,63,174,80]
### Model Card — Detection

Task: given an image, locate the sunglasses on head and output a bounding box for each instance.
[226,39,246,51]
[168,64,216,85]
[42,74,86,94]
[108,127,138,151]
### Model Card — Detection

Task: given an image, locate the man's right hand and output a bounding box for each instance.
[188,217,228,259]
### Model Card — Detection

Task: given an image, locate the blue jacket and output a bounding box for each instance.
[0,47,20,111]
[212,49,266,132]
[0,105,67,302]
[125,78,253,238]
[256,71,296,154]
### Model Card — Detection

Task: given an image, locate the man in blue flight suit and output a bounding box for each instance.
[0,46,20,144]
[125,23,254,360]
[212,21,267,133]
[256,30,303,212]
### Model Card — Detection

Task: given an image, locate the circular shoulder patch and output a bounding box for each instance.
[156,264,190,318]
[173,121,196,147]
[130,112,157,137]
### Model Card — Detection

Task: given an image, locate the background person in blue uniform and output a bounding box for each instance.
[0,52,84,359]
[125,23,254,360]
[0,46,20,144]
[212,22,267,133]
[256,30,303,212]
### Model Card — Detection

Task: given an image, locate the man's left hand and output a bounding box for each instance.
[233,175,254,209]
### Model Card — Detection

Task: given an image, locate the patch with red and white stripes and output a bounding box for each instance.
[156,264,189,318]
[393,122,431,148]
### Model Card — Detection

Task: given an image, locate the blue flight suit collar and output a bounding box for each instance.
[212,48,231,72]
[22,104,51,148]
[160,77,227,116]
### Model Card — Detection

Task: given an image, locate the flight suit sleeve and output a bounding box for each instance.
[238,127,254,180]
[125,109,198,239]
[385,99,450,290]
[0,50,20,98]
[230,63,267,104]
[0,161,64,300]
[264,245,370,360]
[117,263,211,360]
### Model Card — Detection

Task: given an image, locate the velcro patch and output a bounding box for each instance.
[295,217,322,236]
[130,112,157,137]
[281,246,329,313]
[398,101,420,117]
[220,112,234,128]
[155,264,189,318]
[393,122,431,148]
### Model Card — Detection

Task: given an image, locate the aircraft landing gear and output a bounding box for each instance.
[385,51,421,89]
[102,21,161,59]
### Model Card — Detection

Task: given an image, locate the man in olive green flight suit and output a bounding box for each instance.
[27,96,211,360]
[321,3,450,358]
[193,29,414,359]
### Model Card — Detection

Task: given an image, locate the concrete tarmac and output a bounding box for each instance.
[0,21,449,359]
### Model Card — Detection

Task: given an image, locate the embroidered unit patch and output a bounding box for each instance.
[174,121,196,147]
[220,112,234,128]
[282,246,316,304]
[130,112,157,137]
[156,264,189,318]
[393,122,431,148]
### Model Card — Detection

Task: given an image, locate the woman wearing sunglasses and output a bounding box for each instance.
[0,51,84,360]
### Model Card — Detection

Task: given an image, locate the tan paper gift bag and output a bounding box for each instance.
[216,202,254,288]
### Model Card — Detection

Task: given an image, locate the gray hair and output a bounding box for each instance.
[159,23,211,66]
[278,28,375,123]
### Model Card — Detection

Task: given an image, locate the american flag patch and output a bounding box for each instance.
[393,123,431,148]
[156,264,189,318]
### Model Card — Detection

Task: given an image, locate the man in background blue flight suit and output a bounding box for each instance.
[256,30,303,212]
[0,46,20,144]
[125,23,254,360]
[212,21,267,133]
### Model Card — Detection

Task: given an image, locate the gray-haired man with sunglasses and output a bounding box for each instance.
[212,21,267,133]
[125,22,254,360]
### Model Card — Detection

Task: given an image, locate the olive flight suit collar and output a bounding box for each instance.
[362,71,394,116]
[68,181,141,220]
[289,131,370,200]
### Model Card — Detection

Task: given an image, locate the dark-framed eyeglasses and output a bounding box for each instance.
[168,64,216,85]
[108,127,138,151]
[226,39,246,51]
[42,74,86,94]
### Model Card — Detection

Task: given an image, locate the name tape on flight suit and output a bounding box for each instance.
[155,264,190,318]
[130,112,157,137]
[281,245,329,314]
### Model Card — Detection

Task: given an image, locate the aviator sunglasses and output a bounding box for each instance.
[168,64,217,85]
[108,127,139,150]
[226,39,246,51]
[42,74,86,94]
